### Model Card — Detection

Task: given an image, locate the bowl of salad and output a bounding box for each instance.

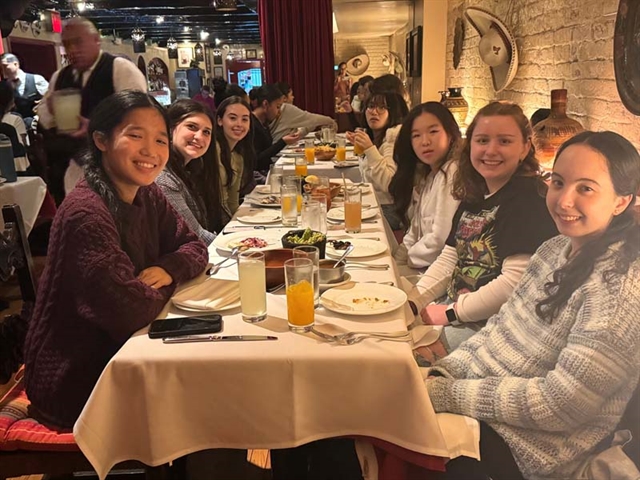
[281,228,327,259]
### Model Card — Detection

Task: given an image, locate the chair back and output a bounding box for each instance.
[2,205,36,302]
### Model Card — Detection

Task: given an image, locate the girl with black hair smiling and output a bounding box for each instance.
[424,130,640,480]
[390,102,462,272]
[23,91,208,429]
[213,95,255,223]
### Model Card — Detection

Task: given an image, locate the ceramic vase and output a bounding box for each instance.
[440,87,469,128]
[533,89,585,171]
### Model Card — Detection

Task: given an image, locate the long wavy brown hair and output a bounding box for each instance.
[452,101,541,203]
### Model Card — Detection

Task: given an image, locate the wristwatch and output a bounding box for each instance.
[445,305,461,326]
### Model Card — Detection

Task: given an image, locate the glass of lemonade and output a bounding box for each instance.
[52,89,82,133]
[281,184,298,226]
[304,139,315,165]
[293,246,320,307]
[238,251,267,323]
[284,258,315,332]
[344,187,362,234]
[295,157,308,177]
[336,137,347,162]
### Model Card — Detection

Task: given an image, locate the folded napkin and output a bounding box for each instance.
[172,277,240,311]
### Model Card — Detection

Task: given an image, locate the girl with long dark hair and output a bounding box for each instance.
[425,131,640,480]
[408,102,557,355]
[390,102,462,272]
[23,91,208,429]
[347,91,409,229]
[214,95,254,223]
[156,99,219,245]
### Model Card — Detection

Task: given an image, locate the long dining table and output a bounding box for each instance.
[72,184,475,480]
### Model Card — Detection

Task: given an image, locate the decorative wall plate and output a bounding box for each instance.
[614,0,640,115]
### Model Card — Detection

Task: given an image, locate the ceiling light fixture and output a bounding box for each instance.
[183,26,191,33]
[200,30,209,40]
[167,36,178,50]
[156,16,164,24]
[131,27,145,42]
[215,38,221,45]
[212,0,238,12]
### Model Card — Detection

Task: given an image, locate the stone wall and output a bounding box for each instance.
[445,0,639,148]
[334,36,391,81]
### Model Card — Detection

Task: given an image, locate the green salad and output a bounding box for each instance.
[286,228,325,245]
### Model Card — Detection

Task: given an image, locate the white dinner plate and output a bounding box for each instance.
[174,299,242,313]
[254,185,272,195]
[326,238,387,259]
[237,211,282,224]
[212,230,286,253]
[249,195,281,209]
[278,158,296,165]
[319,272,352,290]
[320,283,407,316]
[326,206,378,222]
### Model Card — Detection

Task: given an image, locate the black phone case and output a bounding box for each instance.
[148,316,223,339]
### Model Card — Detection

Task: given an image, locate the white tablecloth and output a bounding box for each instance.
[73,188,458,479]
[0,176,47,235]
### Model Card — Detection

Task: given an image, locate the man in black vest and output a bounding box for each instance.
[38,17,147,204]
[0,53,48,129]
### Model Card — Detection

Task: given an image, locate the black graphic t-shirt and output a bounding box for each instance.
[445,176,558,300]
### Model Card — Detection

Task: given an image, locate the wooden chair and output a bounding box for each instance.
[0,204,172,480]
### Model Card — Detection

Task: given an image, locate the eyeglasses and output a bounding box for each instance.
[366,104,388,113]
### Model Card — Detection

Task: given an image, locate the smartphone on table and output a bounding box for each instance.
[148,314,223,339]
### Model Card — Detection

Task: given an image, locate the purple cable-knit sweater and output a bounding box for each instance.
[23,181,209,429]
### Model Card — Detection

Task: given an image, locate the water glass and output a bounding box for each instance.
[293,246,320,307]
[321,125,336,144]
[308,194,328,234]
[238,251,267,323]
[280,184,298,226]
[345,187,362,234]
[300,200,324,237]
[268,164,283,193]
[284,258,315,332]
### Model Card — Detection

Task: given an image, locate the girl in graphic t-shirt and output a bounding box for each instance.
[408,102,558,361]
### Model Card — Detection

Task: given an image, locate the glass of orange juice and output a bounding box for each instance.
[285,258,315,332]
[336,137,347,161]
[304,139,315,165]
[344,187,362,234]
[352,127,366,156]
[295,157,308,177]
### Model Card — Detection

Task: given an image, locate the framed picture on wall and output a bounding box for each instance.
[409,26,423,77]
[213,66,224,78]
[177,47,193,68]
[245,49,257,59]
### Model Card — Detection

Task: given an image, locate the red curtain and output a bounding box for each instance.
[258,0,335,117]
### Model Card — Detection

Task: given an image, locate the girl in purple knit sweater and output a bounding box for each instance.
[23,91,209,429]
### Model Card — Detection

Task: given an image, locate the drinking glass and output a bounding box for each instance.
[304,139,315,165]
[238,251,267,323]
[284,175,303,213]
[294,157,308,177]
[336,137,347,162]
[344,187,362,233]
[284,258,315,332]
[293,246,320,307]
[353,127,366,156]
[52,89,82,133]
[300,200,323,237]
[268,164,284,194]
[309,194,328,234]
[280,184,298,226]
[321,125,336,144]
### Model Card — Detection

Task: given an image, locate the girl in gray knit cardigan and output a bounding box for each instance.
[426,131,640,480]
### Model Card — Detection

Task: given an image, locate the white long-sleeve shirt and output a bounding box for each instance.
[37,52,147,129]
[360,124,401,205]
[397,159,460,269]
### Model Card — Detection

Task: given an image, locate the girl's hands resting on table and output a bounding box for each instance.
[138,267,173,289]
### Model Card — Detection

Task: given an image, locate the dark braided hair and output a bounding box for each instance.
[536,131,640,322]
[82,90,170,233]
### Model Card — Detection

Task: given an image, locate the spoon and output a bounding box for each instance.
[333,244,354,268]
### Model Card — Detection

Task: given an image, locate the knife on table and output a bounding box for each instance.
[163,335,278,344]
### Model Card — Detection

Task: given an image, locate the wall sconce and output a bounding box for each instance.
[131,27,145,42]
[195,43,204,62]
[167,36,178,59]
[212,0,237,11]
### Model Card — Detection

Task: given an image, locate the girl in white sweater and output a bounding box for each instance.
[425,130,640,480]
[390,102,462,272]
[347,91,408,229]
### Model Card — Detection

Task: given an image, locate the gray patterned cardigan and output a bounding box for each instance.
[427,235,640,479]
[155,170,216,246]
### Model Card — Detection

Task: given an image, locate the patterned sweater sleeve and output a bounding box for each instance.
[427,261,640,432]
[156,171,216,246]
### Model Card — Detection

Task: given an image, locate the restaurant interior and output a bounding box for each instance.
[0,0,639,479]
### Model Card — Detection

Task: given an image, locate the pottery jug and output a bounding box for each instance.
[440,87,469,127]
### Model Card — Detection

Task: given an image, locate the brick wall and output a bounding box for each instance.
[334,36,391,81]
[445,0,639,149]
